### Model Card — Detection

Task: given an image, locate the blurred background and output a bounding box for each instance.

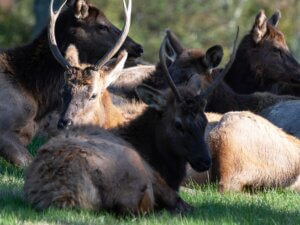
[0,0,299,63]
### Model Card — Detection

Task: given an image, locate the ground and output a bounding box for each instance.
[0,139,299,225]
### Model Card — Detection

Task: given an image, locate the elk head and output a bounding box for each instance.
[50,0,143,64]
[48,0,131,130]
[159,30,224,87]
[135,28,238,173]
[225,10,300,94]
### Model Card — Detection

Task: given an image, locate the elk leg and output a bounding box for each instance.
[218,178,244,193]
[152,172,193,213]
[0,112,32,167]
[0,131,32,166]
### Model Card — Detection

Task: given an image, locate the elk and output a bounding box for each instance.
[205,111,300,193]
[23,26,239,214]
[184,111,300,193]
[47,0,133,130]
[196,68,298,114]
[260,100,300,138]
[109,29,225,100]
[225,10,300,96]
[108,28,297,115]
[0,0,142,166]
[56,28,230,130]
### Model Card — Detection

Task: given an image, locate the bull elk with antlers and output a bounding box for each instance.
[0,0,142,166]
[23,25,239,214]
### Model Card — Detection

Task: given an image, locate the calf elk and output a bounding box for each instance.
[23,26,239,214]
[0,0,142,166]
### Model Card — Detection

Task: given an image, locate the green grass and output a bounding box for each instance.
[0,139,299,225]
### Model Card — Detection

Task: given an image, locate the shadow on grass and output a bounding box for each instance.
[189,201,300,225]
[0,196,299,225]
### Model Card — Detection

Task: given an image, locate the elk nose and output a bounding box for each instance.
[57,119,73,130]
[135,44,144,56]
[128,44,144,58]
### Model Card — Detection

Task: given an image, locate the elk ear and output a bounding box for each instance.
[103,50,128,89]
[268,10,281,27]
[65,44,80,67]
[67,0,89,19]
[252,10,267,43]
[204,45,223,69]
[136,85,167,111]
[163,30,184,67]
[198,98,207,110]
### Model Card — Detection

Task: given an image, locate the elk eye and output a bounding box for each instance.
[96,24,108,31]
[90,94,97,100]
[174,120,184,134]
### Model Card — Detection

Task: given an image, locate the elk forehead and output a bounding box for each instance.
[178,49,206,64]
[65,68,97,86]
[166,88,205,116]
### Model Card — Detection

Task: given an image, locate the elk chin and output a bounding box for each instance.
[187,145,212,172]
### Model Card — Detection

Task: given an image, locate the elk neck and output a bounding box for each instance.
[0,29,65,120]
[115,107,187,191]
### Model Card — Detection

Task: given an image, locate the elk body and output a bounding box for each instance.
[109,28,297,115]
[225,10,300,96]
[0,0,142,166]
[185,111,300,193]
[23,28,240,213]
[260,100,300,138]
[201,70,298,113]
[109,30,225,100]
[25,30,241,214]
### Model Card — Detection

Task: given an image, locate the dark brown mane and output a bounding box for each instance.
[1,31,64,120]
[114,88,202,190]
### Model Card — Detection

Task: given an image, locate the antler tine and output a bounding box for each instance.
[201,26,239,98]
[159,33,183,102]
[93,0,132,71]
[48,0,72,71]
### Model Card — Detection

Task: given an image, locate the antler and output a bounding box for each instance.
[201,27,239,98]
[48,0,72,71]
[93,0,132,71]
[159,30,183,102]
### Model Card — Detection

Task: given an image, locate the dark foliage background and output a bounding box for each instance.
[0,0,299,63]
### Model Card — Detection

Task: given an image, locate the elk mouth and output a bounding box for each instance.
[57,118,73,130]
[127,43,144,58]
[189,157,212,172]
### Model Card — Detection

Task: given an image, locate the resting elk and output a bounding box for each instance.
[109,26,297,115]
[23,25,239,214]
[205,111,300,193]
[225,10,300,96]
[23,30,234,214]
[47,0,133,130]
[0,0,142,166]
[109,29,225,100]
[260,100,300,138]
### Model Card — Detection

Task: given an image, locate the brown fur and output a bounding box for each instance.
[0,0,142,166]
[24,127,155,213]
[201,70,299,113]
[185,112,300,193]
[24,86,212,214]
[225,10,300,96]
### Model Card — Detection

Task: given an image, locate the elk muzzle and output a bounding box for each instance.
[57,118,73,130]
